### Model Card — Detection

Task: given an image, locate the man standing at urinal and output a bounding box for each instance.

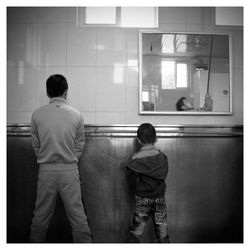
[29,74,92,243]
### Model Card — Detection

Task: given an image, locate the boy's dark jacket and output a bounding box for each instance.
[127,149,168,198]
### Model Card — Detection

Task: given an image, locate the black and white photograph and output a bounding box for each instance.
[3,0,247,246]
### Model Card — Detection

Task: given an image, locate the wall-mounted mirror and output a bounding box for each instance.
[139,31,232,115]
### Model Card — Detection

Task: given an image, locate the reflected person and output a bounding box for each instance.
[29,74,92,243]
[176,93,213,111]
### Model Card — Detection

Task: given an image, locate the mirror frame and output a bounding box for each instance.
[139,30,233,115]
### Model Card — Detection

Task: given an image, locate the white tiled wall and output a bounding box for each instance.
[67,25,96,67]
[37,23,67,67]
[7,7,243,125]
[67,67,96,112]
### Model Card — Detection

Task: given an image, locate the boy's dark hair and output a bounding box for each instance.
[137,123,156,144]
[46,74,68,98]
[176,97,186,111]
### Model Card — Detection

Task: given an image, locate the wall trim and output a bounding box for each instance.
[7,124,243,138]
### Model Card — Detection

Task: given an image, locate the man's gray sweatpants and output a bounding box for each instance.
[30,164,92,243]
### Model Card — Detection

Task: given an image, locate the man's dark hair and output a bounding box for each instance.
[176,97,186,111]
[137,123,156,144]
[46,74,68,98]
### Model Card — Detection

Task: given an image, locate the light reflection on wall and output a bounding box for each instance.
[26,26,31,64]
[113,63,124,84]
[97,44,105,50]
[18,61,24,85]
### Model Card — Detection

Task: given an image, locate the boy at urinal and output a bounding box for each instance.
[126,123,170,243]
[29,74,92,243]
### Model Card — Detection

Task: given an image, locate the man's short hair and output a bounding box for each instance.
[176,97,186,111]
[137,123,156,144]
[46,74,68,98]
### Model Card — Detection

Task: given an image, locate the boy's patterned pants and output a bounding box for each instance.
[128,196,170,243]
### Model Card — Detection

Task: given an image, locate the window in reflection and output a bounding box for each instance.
[176,34,187,52]
[142,91,149,102]
[177,63,188,88]
[162,34,175,53]
[161,61,175,89]
[161,61,189,89]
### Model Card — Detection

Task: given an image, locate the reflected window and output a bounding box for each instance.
[142,91,149,102]
[161,60,189,89]
[177,63,188,87]
[162,34,175,53]
[161,61,175,89]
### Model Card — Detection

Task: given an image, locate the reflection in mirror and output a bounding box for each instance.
[139,32,232,114]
